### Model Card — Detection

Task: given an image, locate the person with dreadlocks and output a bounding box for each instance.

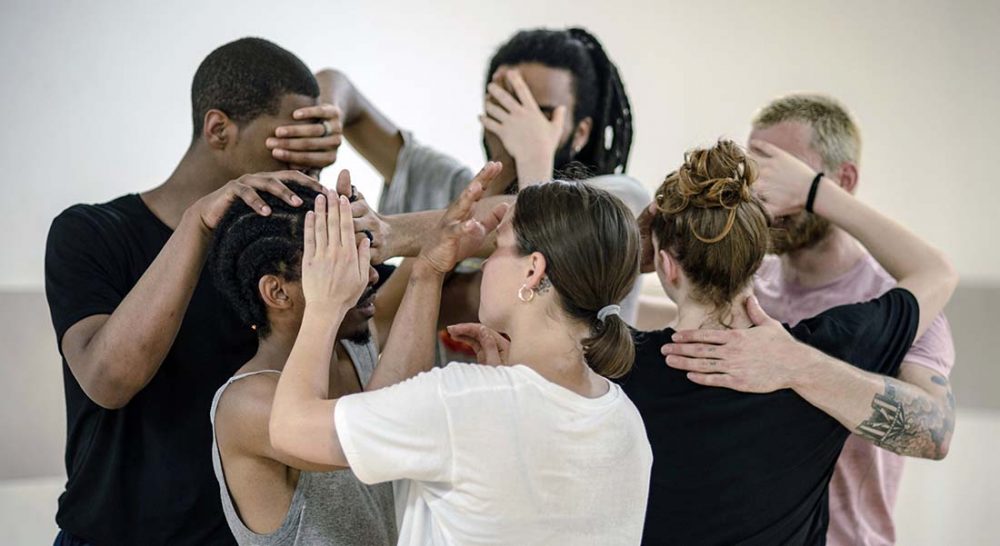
[269,27,649,330]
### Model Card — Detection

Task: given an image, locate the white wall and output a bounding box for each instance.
[1,0,998,289]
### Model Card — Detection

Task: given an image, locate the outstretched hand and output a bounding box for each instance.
[300,191,371,315]
[446,323,510,366]
[662,295,811,393]
[418,162,508,274]
[747,140,818,218]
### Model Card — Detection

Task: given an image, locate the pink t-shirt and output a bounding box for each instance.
[754,254,955,546]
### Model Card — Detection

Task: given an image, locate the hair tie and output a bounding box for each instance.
[597,304,621,323]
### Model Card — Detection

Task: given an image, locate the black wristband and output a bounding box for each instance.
[805,172,824,213]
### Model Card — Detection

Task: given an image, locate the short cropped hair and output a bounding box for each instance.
[752,93,861,172]
[190,37,319,138]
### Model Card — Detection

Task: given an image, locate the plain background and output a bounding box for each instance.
[0,0,998,544]
[0,0,998,289]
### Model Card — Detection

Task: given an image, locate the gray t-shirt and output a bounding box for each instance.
[210,339,397,546]
[377,131,650,323]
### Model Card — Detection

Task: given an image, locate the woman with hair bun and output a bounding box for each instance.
[268,163,653,545]
[623,140,957,545]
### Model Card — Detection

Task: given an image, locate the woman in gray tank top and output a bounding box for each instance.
[206,184,401,545]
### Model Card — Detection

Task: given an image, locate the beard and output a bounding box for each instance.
[337,284,377,345]
[768,211,833,254]
[482,133,590,194]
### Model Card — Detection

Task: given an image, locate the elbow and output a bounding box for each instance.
[934,248,960,299]
[82,375,140,410]
[74,359,143,410]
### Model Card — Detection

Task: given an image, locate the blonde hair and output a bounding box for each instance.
[752,93,861,172]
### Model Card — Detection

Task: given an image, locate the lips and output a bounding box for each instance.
[352,288,377,317]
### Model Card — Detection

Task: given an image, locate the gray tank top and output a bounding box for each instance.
[210,339,397,545]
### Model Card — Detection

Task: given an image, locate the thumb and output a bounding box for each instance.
[335,169,352,197]
[746,295,775,327]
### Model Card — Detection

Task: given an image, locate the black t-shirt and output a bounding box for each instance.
[620,288,919,546]
[44,194,256,546]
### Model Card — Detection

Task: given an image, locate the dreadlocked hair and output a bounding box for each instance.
[208,183,321,338]
[486,27,633,176]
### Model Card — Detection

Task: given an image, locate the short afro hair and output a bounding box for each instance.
[191,37,319,138]
[209,183,321,338]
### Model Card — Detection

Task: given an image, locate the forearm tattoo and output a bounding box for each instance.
[855,376,956,459]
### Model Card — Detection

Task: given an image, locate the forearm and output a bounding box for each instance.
[315,68,403,180]
[270,307,348,465]
[791,354,954,459]
[367,260,445,391]
[382,195,513,258]
[75,210,211,407]
[813,179,957,334]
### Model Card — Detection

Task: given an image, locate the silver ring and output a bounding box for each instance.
[321,120,333,137]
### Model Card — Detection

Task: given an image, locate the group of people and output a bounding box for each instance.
[43,28,957,546]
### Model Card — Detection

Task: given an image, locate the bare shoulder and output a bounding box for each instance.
[215,372,281,455]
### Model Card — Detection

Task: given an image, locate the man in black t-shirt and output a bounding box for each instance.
[44,38,350,546]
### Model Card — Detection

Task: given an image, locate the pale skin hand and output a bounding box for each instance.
[269,191,370,468]
[446,323,510,366]
[266,104,345,176]
[269,164,507,467]
[61,171,324,410]
[747,139,821,218]
[480,68,567,187]
[664,296,956,459]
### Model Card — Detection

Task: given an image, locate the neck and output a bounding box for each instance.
[245,327,299,373]
[141,142,234,228]
[778,227,865,287]
[505,308,604,395]
[671,286,756,331]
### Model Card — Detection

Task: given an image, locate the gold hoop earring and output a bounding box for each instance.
[517,284,535,303]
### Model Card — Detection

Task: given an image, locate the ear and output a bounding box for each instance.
[571,116,593,155]
[524,252,548,289]
[833,162,859,194]
[658,249,681,287]
[258,275,294,311]
[202,109,236,150]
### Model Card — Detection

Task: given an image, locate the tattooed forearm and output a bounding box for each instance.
[855,376,955,460]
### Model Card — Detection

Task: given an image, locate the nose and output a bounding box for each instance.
[368,266,379,287]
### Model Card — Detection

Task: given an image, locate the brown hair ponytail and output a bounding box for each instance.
[513,181,639,378]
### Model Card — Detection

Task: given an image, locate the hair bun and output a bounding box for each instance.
[656,140,759,244]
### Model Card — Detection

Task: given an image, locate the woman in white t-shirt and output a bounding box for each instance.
[269,163,653,546]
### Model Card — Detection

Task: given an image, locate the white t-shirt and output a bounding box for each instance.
[334,362,653,545]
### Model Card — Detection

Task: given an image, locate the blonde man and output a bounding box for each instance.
[666,94,956,546]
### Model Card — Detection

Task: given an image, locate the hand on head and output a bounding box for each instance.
[418,162,509,274]
[747,140,819,218]
[266,103,344,176]
[479,69,567,188]
[331,170,391,264]
[194,170,324,233]
[300,184,371,314]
